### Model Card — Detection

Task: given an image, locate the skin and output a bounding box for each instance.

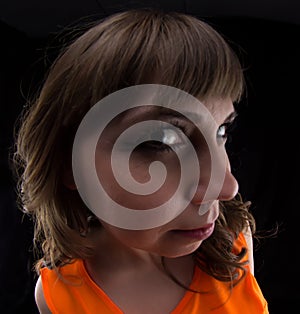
[35,97,254,314]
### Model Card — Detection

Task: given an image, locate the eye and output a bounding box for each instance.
[138,124,187,153]
[159,128,182,145]
[217,121,236,143]
[217,124,227,138]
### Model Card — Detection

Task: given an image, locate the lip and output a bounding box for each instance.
[172,223,215,241]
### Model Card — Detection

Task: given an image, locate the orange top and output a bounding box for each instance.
[41,233,269,313]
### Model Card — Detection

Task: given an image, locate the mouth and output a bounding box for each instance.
[172,223,215,241]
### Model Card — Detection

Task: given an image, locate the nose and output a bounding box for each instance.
[190,166,239,205]
[217,168,239,201]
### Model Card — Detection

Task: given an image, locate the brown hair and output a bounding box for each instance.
[13,8,254,284]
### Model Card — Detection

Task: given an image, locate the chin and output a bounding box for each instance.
[165,241,203,258]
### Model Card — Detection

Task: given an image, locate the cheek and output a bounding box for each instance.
[95,149,182,210]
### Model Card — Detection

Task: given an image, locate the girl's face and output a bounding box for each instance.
[93,97,238,258]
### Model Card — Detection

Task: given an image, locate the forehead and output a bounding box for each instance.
[201,97,235,124]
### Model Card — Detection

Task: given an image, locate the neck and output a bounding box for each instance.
[85,226,194,282]
[87,227,164,272]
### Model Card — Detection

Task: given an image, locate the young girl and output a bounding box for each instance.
[14,9,269,314]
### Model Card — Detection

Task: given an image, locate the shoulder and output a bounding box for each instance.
[35,275,52,314]
[34,260,83,313]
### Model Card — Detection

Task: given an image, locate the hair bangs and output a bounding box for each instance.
[141,12,245,102]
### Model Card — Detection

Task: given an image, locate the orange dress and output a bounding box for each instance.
[40,233,268,313]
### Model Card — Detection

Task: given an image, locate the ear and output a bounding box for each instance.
[63,167,77,190]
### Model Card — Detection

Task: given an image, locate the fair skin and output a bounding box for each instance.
[35,97,254,314]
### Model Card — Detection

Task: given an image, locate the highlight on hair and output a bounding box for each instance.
[13,8,251,287]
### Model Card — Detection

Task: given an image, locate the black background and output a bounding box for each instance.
[1,1,299,313]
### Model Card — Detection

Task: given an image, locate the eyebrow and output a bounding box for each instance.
[121,106,237,125]
[159,108,238,125]
[223,111,238,123]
